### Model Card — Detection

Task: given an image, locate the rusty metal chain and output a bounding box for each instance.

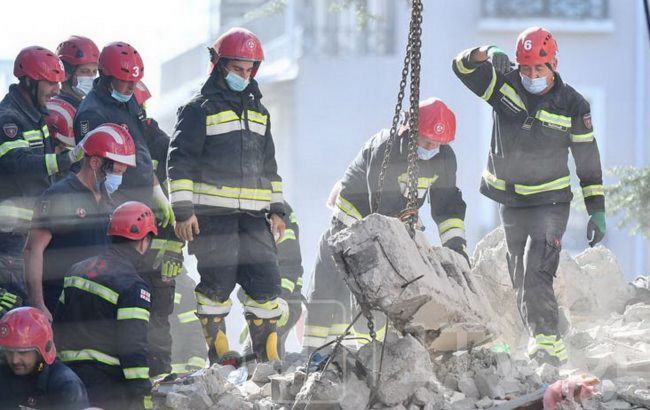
[373,0,424,240]
[404,0,424,237]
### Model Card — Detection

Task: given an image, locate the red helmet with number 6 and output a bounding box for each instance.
[14,46,65,82]
[0,307,57,365]
[80,123,137,167]
[209,27,264,77]
[98,42,144,81]
[418,98,456,144]
[56,35,100,66]
[516,27,558,66]
[45,98,76,148]
[108,201,157,240]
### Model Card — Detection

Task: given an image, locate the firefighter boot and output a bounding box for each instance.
[198,314,229,365]
[245,313,280,362]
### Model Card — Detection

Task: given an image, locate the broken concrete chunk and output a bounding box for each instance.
[253,362,279,384]
[329,214,495,352]
[215,392,255,410]
[599,379,617,402]
[340,372,370,410]
[357,334,434,406]
[618,386,650,408]
[474,371,505,400]
[457,377,480,399]
[535,363,559,385]
[292,370,342,410]
[475,396,494,408]
[164,392,191,409]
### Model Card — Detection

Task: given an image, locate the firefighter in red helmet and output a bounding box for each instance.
[73,42,179,377]
[302,98,469,353]
[0,307,88,409]
[25,123,136,321]
[168,27,286,364]
[0,46,83,306]
[54,201,157,410]
[55,35,99,108]
[453,27,605,366]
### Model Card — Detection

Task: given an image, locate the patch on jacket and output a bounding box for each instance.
[2,123,18,139]
[140,289,151,302]
[583,113,592,130]
[80,120,89,136]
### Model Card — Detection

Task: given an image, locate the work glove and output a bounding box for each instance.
[152,239,184,281]
[487,46,514,74]
[587,211,606,247]
[153,184,175,228]
[0,288,22,317]
[444,237,471,268]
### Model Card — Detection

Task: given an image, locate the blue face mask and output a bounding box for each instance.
[111,89,132,103]
[225,71,250,92]
[417,146,440,160]
[520,74,548,94]
[104,173,123,194]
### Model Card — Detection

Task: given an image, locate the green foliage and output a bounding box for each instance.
[604,166,650,238]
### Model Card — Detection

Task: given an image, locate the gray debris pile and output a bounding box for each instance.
[152,217,649,409]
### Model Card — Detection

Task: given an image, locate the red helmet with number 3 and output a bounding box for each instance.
[516,27,558,66]
[108,201,158,240]
[418,98,456,144]
[80,123,137,167]
[0,307,57,365]
[56,35,100,66]
[46,98,76,148]
[209,27,264,77]
[98,42,144,82]
[14,46,65,82]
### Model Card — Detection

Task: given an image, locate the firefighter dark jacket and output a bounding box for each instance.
[453,48,605,215]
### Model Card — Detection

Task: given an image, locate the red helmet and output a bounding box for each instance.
[98,42,144,82]
[0,307,56,365]
[45,98,76,148]
[210,27,264,77]
[516,27,558,66]
[56,35,100,67]
[81,123,137,167]
[418,98,456,144]
[108,201,158,240]
[133,81,151,106]
[14,46,65,82]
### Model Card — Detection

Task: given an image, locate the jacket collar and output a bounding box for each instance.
[8,84,44,124]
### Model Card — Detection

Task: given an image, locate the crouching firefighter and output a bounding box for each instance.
[303,98,468,352]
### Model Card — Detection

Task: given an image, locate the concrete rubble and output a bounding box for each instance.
[152,216,649,409]
[328,214,496,352]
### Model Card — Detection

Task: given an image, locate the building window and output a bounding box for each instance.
[301,0,396,57]
[482,0,608,20]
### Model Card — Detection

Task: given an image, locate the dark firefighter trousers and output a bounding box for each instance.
[500,202,570,338]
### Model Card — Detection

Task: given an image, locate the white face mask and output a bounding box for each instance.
[520,74,548,95]
[73,76,95,96]
[417,146,440,160]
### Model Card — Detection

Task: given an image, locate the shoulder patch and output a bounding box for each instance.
[80,120,89,136]
[2,123,18,139]
[583,113,592,130]
[140,289,151,302]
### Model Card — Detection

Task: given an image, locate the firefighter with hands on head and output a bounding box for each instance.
[0,46,83,304]
[0,307,89,410]
[168,27,287,364]
[453,27,606,366]
[73,41,180,377]
[55,35,100,108]
[24,123,136,321]
[302,98,468,353]
[54,201,157,410]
